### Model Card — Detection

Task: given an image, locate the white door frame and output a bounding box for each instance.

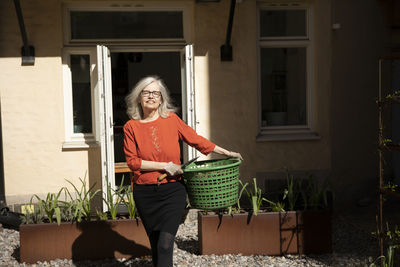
[181,44,197,160]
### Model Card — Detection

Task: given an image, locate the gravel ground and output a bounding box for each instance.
[0,204,395,267]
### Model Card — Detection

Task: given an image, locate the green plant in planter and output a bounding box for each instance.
[23,187,76,225]
[64,177,101,222]
[123,186,137,219]
[265,199,285,212]
[283,170,301,211]
[244,178,264,215]
[21,207,41,225]
[225,180,250,216]
[301,174,331,210]
[236,180,249,213]
[30,188,65,225]
[59,192,77,222]
[22,199,48,225]
[102,176,125,220]
[22,176,103,224]
[96,210,109,221]
[243,178,284,215]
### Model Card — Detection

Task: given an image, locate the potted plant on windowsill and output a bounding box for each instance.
[19,176,151,264]
[197,173,333,256]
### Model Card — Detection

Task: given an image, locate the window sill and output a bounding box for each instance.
[256,130,321,142]
[62,140,100,149]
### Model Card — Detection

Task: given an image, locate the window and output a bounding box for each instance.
[62,48,97,148]
[258,3,318,140]
[63,3,192,44]
[70,11,183,40]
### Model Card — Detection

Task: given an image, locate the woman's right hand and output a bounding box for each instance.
[164,162,183,176]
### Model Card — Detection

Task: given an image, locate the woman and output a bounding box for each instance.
[123,76,242,267]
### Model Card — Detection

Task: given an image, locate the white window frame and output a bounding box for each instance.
[257,2,319,141]
[62,47,98,148]
[62,2,193,45]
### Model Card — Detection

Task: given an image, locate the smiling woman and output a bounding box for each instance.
[123,75,242,267]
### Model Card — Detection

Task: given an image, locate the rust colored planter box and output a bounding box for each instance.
[19,219,151,264]
[198,210,331,256]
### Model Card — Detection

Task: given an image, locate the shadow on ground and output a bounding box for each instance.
[175,237,199,255]
[12,245,20,262]
[308,196,400,265]
[73,256,153,267]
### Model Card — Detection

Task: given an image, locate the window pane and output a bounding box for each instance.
[71,11,183,39]
[260,47,307,126]
[260,10,306,37]
[70,55,92,133]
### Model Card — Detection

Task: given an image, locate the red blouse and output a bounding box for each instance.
[123,112,215,185]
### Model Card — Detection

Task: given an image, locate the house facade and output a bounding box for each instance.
[0,0,397,211]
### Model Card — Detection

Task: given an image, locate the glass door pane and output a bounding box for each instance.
[70,54,92,133]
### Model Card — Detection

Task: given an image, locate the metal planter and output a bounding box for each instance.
[19,219,151,264]
[198,210,332,255]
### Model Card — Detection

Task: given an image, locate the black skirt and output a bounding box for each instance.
[133,181,187,236]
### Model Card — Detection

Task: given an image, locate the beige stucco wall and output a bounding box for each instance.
[0,0,102,206]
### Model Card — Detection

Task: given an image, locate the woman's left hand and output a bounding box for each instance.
[213,145,243,160]
[228,151,243,160]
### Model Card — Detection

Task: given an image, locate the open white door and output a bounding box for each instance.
[181,44,197,160]
[95,45,115,211]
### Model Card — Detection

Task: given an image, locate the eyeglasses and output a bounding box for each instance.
[141,90,162,98]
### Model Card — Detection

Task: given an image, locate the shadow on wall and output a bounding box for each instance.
[88,147,103,211]
[72,220,151,265]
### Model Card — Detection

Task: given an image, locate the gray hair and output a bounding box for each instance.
[125,75,178,120]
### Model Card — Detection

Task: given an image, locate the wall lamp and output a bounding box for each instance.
[13,0,35,66]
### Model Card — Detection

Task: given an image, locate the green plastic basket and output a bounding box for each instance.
[183,158,241,210]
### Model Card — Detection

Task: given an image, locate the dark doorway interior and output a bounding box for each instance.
[111,52,182,186]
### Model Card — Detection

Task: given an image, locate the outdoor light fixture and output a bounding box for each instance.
[221,0,236,61]
[13,0,35,66]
